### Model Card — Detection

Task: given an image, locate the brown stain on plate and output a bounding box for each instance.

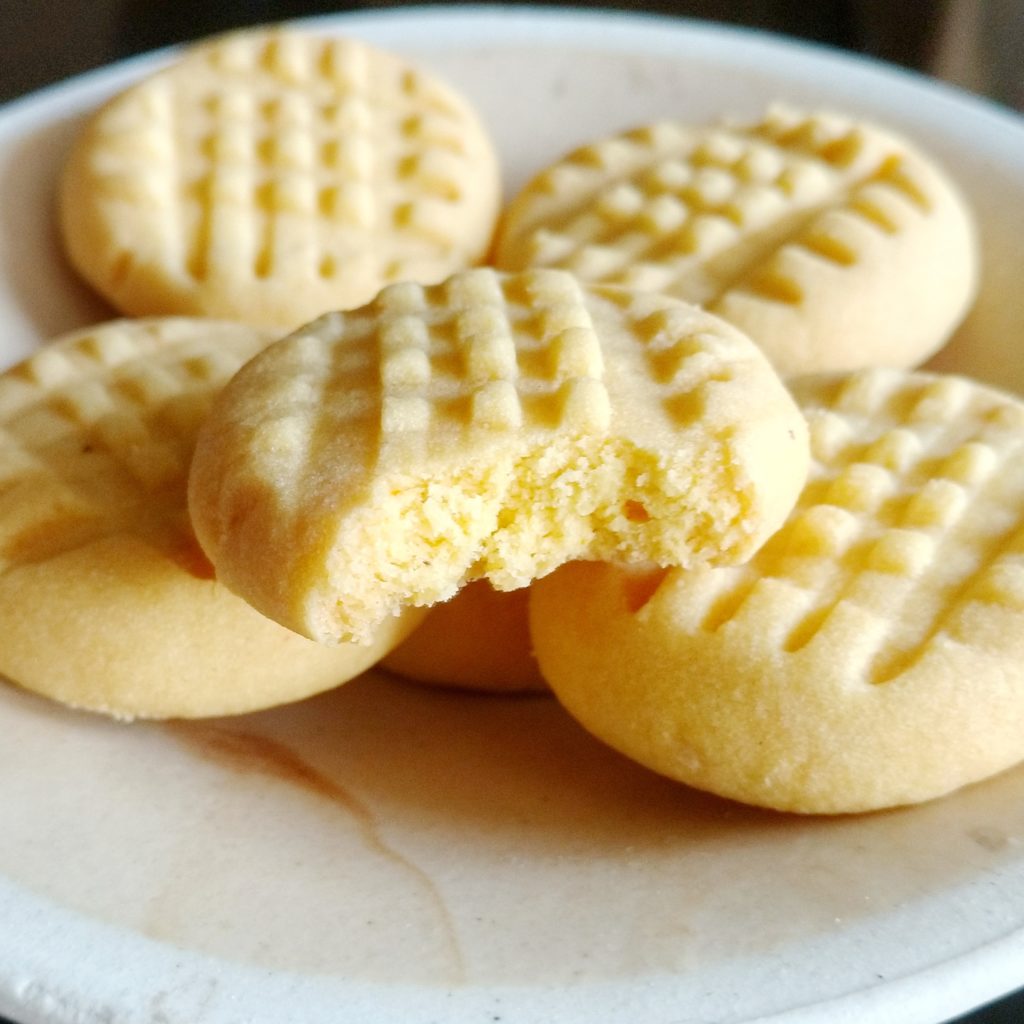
[167,723,467,982]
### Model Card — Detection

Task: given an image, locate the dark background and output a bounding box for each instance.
[1,0,1023,111]
[1,2,1022,1023]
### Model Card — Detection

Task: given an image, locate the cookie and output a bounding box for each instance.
[59,27,501,330]
[381,581,545,693]
[0,318,422,719]
[531,368,1024,813]
[188,267,809,646]
[495,105,977,374]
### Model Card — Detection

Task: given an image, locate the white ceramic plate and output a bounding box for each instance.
[2,7,1024,1024]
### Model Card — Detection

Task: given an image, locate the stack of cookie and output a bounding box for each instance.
[6,25,1022,816]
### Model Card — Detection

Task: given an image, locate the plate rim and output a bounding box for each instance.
[3,3,1023,135]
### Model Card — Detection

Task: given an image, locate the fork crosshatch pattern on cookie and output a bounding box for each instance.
[59,29,501,329]
[371,267,764,442]
[0,318,425,720]
[0,319,265,573]
[188,267,809,646]
[495,106,977,374]
[697,371,1024,675]
[530,368,1024,813]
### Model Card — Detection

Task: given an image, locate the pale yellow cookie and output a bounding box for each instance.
[59,27,500,330]
[495,105,977,374]
[0,318,422,720]
[189,267,809,646]
[531,368,1024,814]
[381,581,545,693]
